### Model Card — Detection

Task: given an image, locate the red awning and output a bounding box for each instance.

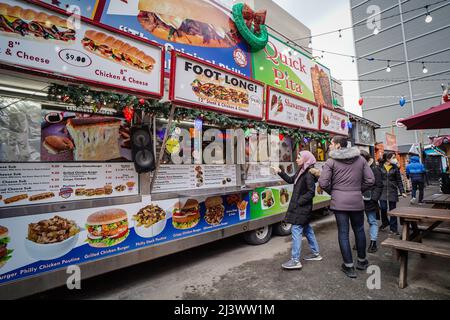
[399,101,450,130]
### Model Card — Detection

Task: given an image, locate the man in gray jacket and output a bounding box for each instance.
[319,136,375,278]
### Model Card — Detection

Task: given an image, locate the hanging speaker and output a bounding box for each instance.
[131,125,156,173]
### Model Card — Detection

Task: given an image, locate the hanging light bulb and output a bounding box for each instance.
[425,5,433,23]
[338,29,342,38]
[373,27,379,35]
[422,61,428,74]
[352,56,355,63]
[386,60,391,72]
[308,38,312,48]
[321,51,324,59]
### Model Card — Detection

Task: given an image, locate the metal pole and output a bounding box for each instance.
[398,0,419,145]
[149,103,176,194]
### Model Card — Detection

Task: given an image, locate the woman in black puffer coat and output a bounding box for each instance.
[272,150,322,270]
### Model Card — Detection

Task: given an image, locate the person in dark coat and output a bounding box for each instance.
[406,155,426,204]
[379,152,406,235]
[318,136,375,278]
[272,150,322,270]
[360,150,383,253]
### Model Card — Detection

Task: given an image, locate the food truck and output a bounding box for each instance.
[0,0,349,299]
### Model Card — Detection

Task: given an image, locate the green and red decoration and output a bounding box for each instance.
[47,84,330,144]
[232,3,268,52]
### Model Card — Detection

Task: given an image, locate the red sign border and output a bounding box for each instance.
[319,105,350,136]
[0,0,164,99]
[169,51,265,120]
[265,86,321,132]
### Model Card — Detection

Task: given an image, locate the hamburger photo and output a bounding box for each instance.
[86,209,129,248]
[137,0,240,47]
[0,226,13,269]
[172,199,200,229]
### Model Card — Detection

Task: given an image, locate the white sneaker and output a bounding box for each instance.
[410,198,416,204]
[304,253,323,261]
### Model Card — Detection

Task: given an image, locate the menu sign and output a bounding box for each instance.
[0,162,138,207]
[320,107,349,135]
[0,0,163,97]
[266,87,320,130]
[170,52,264,120]
[152,164,237,193]
[252,35,333,106]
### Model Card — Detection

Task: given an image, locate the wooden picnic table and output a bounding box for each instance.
[423,193,450,208]
[382,207,450,288]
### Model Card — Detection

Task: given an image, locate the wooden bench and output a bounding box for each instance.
[382,238,450,288]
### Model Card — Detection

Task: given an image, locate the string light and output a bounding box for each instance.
[321,51,324,59]
[352,56,355,63]
[373,27,379,35]
[425,5,433,23]
[386,60,391,72]
[422,62,428,74]
[308,38,312,48]
[338,29,342,38]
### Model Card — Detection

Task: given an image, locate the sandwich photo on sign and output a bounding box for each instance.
[86,209,130,248]
[41,109,132,162]
[137,0,240,48]
[0,2,76,42]
[172,199,200,229]
[81,30,156,73]
[191,78,249,108]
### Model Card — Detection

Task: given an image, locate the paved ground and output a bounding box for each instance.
[29,184,450,300]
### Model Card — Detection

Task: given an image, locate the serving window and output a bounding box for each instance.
[0,97,139,209]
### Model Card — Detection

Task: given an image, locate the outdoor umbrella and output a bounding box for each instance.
[399,101,450,130]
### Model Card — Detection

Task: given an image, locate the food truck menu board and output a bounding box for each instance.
[0,194,250,285]
[266,87,320,130]
[0,163,138,207]
[152,164,237,193]
[320,107,349,135]
[170,52,264,120]
[0,0,163,97]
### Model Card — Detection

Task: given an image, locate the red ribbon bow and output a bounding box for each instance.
[242,4,267,34]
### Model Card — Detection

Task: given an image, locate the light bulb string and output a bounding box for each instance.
[291,0,448,41]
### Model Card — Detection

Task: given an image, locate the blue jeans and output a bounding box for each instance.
[411,181,424,202]
[379,200,398,232]
[291,224,320,262]
[334,211,366,265]
[365,211,378,241]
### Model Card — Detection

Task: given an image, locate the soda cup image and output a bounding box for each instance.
[238,201,248,220]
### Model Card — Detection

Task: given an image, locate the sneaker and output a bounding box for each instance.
[304,253,323,261]
[418,202,424,206]
[341,264,357,278]
[356,259,369,270]
[389,230,400,236]
[282,259,302,270]
[379,224,389,231]
[410,197,416,204]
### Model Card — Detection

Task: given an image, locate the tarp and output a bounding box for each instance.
[399,101,450,130]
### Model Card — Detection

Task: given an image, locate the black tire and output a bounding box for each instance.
[243,225,273,245]
[273,221,292,236]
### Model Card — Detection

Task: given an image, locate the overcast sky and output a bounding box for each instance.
[273,0,362,116]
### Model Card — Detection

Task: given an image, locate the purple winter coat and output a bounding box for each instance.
[318,147,375,211]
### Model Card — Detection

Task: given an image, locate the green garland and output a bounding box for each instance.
[47,84,330,144]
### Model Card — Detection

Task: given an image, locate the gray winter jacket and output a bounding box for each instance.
[318,147,375,211]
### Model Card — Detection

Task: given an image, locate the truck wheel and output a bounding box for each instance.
[273,222,292,236]
[244,225,273,245]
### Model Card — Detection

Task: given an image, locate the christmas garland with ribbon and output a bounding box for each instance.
[47,84,330,144]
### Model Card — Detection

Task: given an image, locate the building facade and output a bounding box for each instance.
[350,0,450,149]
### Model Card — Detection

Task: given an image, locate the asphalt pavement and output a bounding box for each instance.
[29,184,450,300]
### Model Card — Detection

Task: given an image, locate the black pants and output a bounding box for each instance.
[379,200,397,232]
[334,211,366,265]
[412,181,424,202]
